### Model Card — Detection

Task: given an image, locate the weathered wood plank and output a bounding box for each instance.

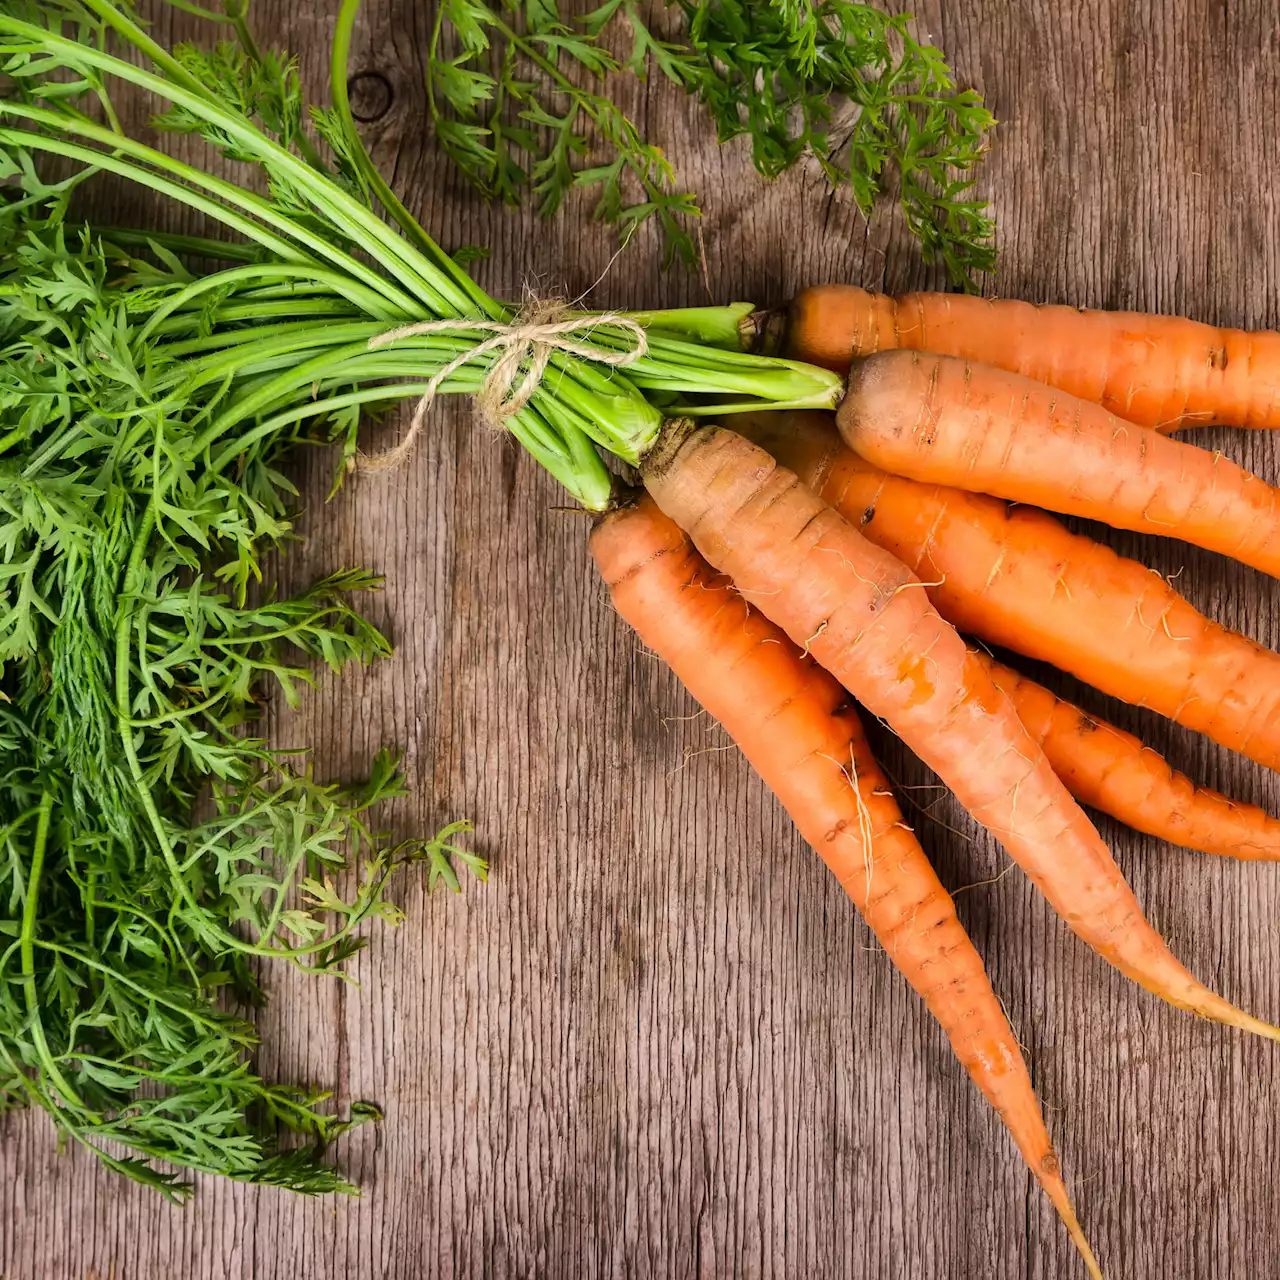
[5,2,1280,1277]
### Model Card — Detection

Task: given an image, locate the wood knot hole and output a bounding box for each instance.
[347,71,394,123]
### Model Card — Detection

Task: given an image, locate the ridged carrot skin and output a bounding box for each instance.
[590,496,1100,1276]
[641,422,1280,1042]
[734,410,1280,773]
[787,283,1280,432]
[977,654,1280,861]
[837,350,1280,579]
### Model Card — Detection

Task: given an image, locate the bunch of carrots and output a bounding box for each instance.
[6,6,1278,1262]
[594,288,1280,1278]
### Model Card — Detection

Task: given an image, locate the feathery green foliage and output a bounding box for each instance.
[0,0,840,1196]
[0,18,487,1196]
[426,0,995,284]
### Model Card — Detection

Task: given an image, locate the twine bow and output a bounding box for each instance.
[358,300,649,472]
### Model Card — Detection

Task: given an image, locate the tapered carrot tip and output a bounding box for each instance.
[1067,1215,1105,1280]
[1233,1010,1280,1044]
[1033,1147,1102,1278]
[1162,970,1280,1046]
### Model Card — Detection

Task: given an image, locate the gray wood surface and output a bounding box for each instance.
[6,2,1280,1277]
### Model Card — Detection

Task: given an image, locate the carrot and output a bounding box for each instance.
[591,496,1101,1276]
[786,283,1280,433]
[975,653,1280,861]
[641,421,1280,1043]
[734,410,1280,773]
[835,350,1280,579]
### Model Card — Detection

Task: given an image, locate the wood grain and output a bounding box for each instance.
[5,2,1280,1277]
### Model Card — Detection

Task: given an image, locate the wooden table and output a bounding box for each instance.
[6,2,1280,1276]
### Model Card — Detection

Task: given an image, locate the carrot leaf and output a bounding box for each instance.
[0,0,844,1202]
[423,0,994,285]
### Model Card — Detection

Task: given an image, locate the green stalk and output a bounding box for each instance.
[19,792,90,1114]
[196,344,615,507]
[135,263,400,344]
[168,322,391,391]
[0,19,469,314]
[330,0,497,319]
[78,0,214,96]
[156,317,363,356]
[599,304,756,349]
[149,300,365,340]
[96,226,262,262]
[0,111,428,316]
[224,0,264,60]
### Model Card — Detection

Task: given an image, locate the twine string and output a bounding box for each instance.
[357,300,649,473]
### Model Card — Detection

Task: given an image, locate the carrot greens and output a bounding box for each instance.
[0,164,489,1197]
[424,0,996,283]
[0,0,841,1196]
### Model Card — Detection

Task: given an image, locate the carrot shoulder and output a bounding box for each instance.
[735,410,1280,774]
[836,350,1280,580]
[641,422,1279,1043]
[977,654,1280,861]
[787,283,1280,432]
[590,495,1100,1276]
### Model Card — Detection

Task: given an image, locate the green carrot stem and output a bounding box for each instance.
[19,793,91,1114]
[330,0,497,319]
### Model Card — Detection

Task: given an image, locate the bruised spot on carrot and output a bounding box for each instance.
[1211,346,1230,371]
[825,818,850,842]
[896,653,935,709]
[1076,712,1100,734]
[959,667,1005,718]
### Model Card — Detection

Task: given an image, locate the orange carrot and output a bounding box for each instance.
[735,410,1280,773]
[836,350,1280,579]
[786,283,1280,433]
[641,421,1279,1042]
[975,653,1280,861]
[591,496,1100,1276]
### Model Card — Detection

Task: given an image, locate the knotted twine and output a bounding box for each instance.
[357,299,649,472]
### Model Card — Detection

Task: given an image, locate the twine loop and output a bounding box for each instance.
[357,300,648,473]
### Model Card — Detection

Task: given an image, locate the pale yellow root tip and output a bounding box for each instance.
[1067,1217,1105,1280]
[1188,983,1280,1045]
[1045,1183,1104,1279]
[1236,1011,1280,1044]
